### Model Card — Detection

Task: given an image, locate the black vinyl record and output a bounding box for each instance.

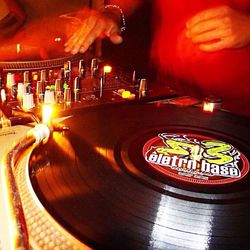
[29,102,250,249]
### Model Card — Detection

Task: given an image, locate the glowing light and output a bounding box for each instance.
[103,65,112,74]
[16,43,21,54]
[1,89,6,103]
[122,90,131,99]
[33,74,38,81]
[203,102,215,112]
[54,37,62,42]
[118,89,125,94]
[17,83,26,101]
[128,93,135,100]
[42,105,53,124]
[6,73,15,89]
[22,93,35,110]
[1,117,11,128]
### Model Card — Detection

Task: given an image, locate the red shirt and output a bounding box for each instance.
[151,0,250,116]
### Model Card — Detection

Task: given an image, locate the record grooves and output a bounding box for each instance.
[29,103,250,249]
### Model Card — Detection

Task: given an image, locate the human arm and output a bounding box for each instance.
[0,0,25,37]
[186,5,250,52]
[64,0,143,55]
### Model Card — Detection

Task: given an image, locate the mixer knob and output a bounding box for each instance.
[79,59,86,79]
[7,73,15,88]
[64,60,72,72]
[139,78,147,98]
[99,77,103,98]
[23,93,35,110]
[55,79,62,92]
[36,81,44,104]
[139,79,147,92]
[17,82,26,100]
[74,77,80,91]
[73,77,81,102]
[91,58,98,77]
[7,73,16,99]
[44,90,55,104]
[64,88,71,103]
[23,71,30,84]
[64,61,72,80]
[91,58,98,70]
[40,69,47,83]
[54,79,63,103]
[26,82,32,94]
[36,80,44,95]
[132,70,138,85]
[203,96,222,112]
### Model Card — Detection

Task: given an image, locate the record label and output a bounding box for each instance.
[143,133,250,185]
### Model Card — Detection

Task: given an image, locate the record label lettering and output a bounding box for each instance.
[143,133,250,185]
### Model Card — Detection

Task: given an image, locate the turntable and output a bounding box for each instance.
[0,1,250,248]
[1,101,250,250]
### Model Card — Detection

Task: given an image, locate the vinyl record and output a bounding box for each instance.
[29,102,250,249]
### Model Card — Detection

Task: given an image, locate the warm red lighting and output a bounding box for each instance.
[203,102,215,112]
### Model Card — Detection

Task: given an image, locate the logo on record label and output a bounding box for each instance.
[143,133,250,185]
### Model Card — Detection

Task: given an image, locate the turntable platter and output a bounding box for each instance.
[29,103,250,249]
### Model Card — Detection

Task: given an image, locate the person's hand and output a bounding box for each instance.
[63,8,123,55]
[186,5,250,52]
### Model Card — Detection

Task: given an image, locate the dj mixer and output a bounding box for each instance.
[0,54,176,122]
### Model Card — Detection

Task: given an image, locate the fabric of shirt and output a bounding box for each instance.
[151,0,250,116]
